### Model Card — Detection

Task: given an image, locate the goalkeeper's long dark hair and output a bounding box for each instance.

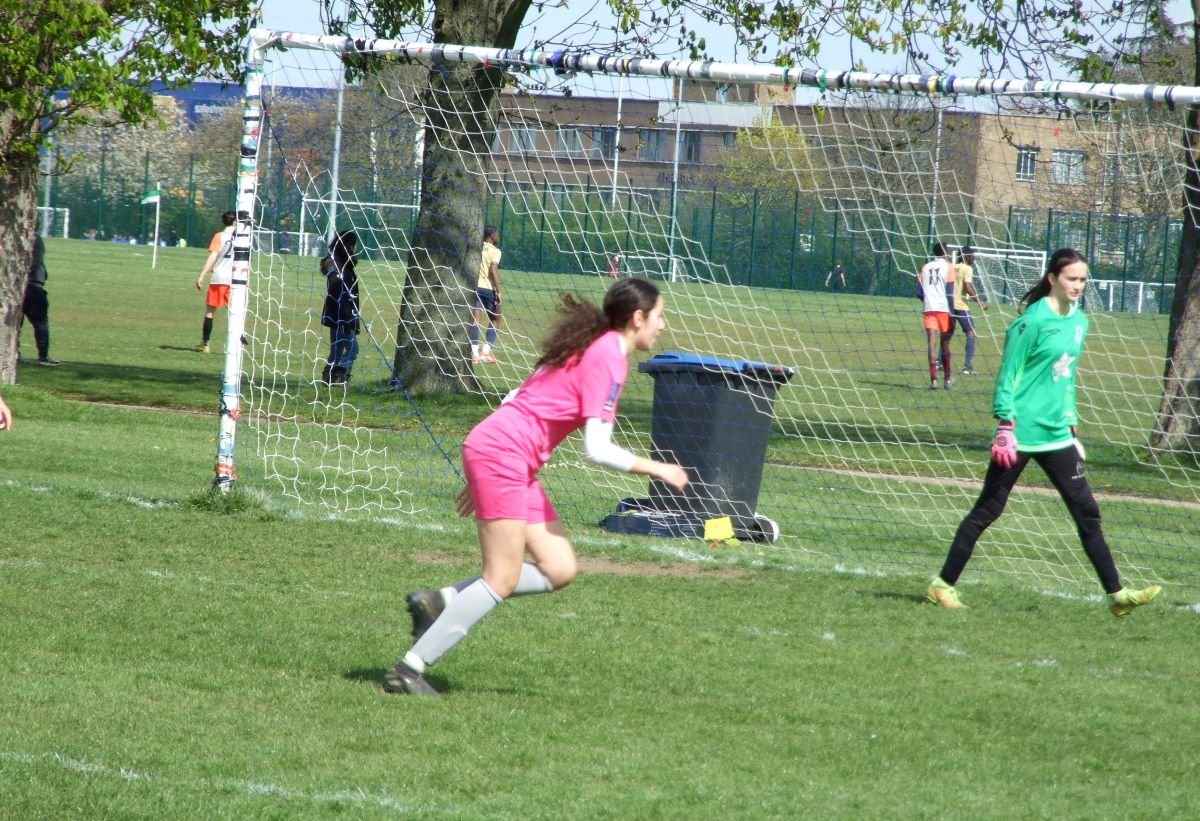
[537,277,661,369]
[1018,247,1086,313]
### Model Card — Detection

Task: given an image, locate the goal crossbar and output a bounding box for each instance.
[248,29,1200,106]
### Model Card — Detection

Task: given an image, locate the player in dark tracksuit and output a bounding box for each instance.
[22,227,60,366]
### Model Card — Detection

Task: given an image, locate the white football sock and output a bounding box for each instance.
[411,578,502,666]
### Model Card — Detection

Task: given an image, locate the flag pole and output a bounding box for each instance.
[141,186,162,267]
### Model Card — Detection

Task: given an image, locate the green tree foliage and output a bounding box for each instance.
[0,0,255,383]
[715,114,819,203]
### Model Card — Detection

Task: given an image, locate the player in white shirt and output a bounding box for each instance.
[193,210,236,353]
[918,242,955,390]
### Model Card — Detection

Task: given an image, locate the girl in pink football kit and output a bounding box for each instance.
[385,277,690,696]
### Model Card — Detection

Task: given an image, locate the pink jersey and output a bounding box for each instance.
[464,330,627,471]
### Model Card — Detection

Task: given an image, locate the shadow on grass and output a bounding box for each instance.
[872,590,932,605]
[22,358,227,410]
[344,666,391,684]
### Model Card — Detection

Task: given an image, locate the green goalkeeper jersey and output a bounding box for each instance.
[992,297,1087,452]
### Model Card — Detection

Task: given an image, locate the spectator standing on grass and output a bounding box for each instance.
[320,230,360,386]
[952,245,988,375]
[825,262,846,290]
[193,210,235,354]
[21,221,60,366]
[926,248,1161,616]
[469,225,502,364]
[918,242,954,390]
[384,277,690,696]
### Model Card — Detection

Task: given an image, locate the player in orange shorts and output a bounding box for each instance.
[193,210,235,353]
[918,242,955,390]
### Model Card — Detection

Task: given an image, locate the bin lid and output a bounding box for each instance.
[638,351,794,383]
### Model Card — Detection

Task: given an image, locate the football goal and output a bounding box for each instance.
[620,253,691,282]
[962,246,1112,312]
[299,196,420,259]
[963,247,1048,306]
[215,29,1200,601]
[37,206,69,238]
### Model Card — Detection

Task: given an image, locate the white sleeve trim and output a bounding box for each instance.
[583,417,636,472]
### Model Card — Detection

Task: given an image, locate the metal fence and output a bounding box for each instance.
[41,166,1185,313]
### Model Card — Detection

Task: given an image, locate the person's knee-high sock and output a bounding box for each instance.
[202,316,213,344]
[444,562,553,601]
[965,335,976,368]
[409,578,502,668]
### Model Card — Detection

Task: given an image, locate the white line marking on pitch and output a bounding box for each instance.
[0,750,448,814]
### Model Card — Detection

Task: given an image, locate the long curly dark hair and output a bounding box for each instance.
[1018,248,1086,313]
[537,278,661,369]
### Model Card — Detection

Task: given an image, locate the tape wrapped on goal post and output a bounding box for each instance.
[211,58,264,491]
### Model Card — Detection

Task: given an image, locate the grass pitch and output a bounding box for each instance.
[1,240,1197,816]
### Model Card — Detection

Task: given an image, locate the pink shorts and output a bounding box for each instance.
[462,441,558,523]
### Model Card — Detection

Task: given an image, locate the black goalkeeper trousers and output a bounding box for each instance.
[21,286,50,359]
[939,445,1122,594]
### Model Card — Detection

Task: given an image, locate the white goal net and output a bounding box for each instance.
[216,29,1200,602]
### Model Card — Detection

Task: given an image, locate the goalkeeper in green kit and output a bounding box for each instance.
[926,248,1161,616]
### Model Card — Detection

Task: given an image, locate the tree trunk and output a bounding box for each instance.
[0,107,40,385]
[1149,9,1200,459]
[389,0,531,393]
[390,61,501,393]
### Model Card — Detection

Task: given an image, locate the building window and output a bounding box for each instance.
[1051,148,1086,184]
[511,123,537,154]
[1015,146,1038,182]
[1009,207,1037,244]
[592,126,617,160]
[638,128,667,162]
[682,130,703,164]
[1102,152,1120,187]
[556,127,583,157]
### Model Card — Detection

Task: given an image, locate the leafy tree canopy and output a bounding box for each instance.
[1,0,255,174]
[0,0,257,384]
[320,0,1175,79]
